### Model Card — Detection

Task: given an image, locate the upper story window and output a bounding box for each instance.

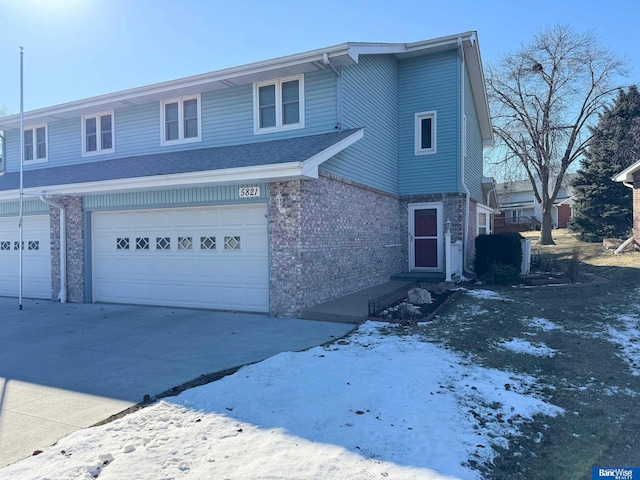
[82,111,114,156]
[415,111,437,155]
[254,75,305,134]
[24,125,48,163]
[161,94,201,145]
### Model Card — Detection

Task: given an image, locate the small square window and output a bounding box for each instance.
[28,240,39,251]
[156,237,171,250]
[224,236,241,250]
[14,241,24,251]
[200,236,216,250]
[117,238,130,250]
[415,111,437,155]
[178,237,193,250]
[136,237,149,250]
[0,241,10,251]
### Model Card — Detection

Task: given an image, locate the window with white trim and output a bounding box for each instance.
[24,125,48,163]
[161,94,201,145]
[82,111,114,155]
[254,75,304,134]
[477,206,493,236]
[414,111,437,155]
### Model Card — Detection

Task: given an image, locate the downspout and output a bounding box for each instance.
[323,53,343,130]
[39,195,67,303]
[623,181,633,189]
[458,37,472,273]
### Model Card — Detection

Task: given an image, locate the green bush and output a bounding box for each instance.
[479,264,522,285]
[475,233,523,283]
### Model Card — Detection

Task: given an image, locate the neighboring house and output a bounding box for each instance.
[614,160,640,244]
[494,174,575,232]
[0,32,494,317]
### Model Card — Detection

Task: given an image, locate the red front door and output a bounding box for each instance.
[410,204,442,271]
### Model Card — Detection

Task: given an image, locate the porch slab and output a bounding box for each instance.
[300,280,414,324]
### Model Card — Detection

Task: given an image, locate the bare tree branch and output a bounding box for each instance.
[485,24,627,244]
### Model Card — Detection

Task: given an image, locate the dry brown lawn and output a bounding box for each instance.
[521,229,639,279]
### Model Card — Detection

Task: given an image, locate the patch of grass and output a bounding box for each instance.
[390,232,640,478]
[522,229,640,281]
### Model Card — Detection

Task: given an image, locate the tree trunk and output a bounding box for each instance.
[538,206,555,245]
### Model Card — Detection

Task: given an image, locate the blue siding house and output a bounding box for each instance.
[0,32,494,317]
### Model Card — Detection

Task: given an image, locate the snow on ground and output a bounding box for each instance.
[523,317,561,332]
[0,322,563,480]
[462,289,511,301]
[606,313,640,376]
[498,338,557,357]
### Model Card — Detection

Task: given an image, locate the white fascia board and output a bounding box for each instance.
[0,163,307,201]
[300,128,364,178]
[614,159,640,182]
[0,44,354,130]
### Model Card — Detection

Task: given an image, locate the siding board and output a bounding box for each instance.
[398,50,460,196]
[2,70,337,172]
[323,55,399,194]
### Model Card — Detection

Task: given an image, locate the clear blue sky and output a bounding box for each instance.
[0,0,638,114]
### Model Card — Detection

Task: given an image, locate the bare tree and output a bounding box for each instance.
[486,25,627,244]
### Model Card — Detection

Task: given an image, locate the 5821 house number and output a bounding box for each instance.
[238,187,261,198]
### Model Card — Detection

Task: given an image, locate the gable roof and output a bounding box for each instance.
[0,32,492,144]
[0,129,363,200]
[614,159,640,183]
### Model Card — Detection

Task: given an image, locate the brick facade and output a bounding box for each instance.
[49,196,84,303]
[269,173,403,317]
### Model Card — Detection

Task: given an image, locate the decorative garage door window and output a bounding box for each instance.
[224,236,241,250]
[136,237,150,250]
[178,237,193,250]
[28,240,39,251]
[117,238,130,250]
[0,240,40,251]
[0,241,9,251]
[156,237,171,250]
[14,241,24,250]
[200,236,216,250]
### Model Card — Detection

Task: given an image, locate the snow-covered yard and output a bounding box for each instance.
[2,286,639,480]
[0,318,563,480]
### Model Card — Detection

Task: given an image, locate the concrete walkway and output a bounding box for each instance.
[0,298,354,467]
[301,280,414,323]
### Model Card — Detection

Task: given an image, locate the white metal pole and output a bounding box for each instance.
[18,46,24,311]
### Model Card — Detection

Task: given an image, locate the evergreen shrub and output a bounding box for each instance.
[475,233,523,283]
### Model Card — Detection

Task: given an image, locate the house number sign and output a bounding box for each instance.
[238,187,261,198]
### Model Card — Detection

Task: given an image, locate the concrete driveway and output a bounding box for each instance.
[0,298,354,467]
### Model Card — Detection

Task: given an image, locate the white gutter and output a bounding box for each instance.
[39,195,67,303]
[459,37,472,273]
[623,181,633,189]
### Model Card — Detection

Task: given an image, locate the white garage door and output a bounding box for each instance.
[92,204,269,312]
[0,215,52,299]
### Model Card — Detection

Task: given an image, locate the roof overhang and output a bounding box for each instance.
[0,32,493,136]
[614,159,640,183]
[0,129,363,201]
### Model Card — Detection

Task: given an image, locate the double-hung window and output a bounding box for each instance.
[161,94,201,145]
[414,111,437,155]
[254,75,304,134]
[24,125,48,163]
[82,111,114,155]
